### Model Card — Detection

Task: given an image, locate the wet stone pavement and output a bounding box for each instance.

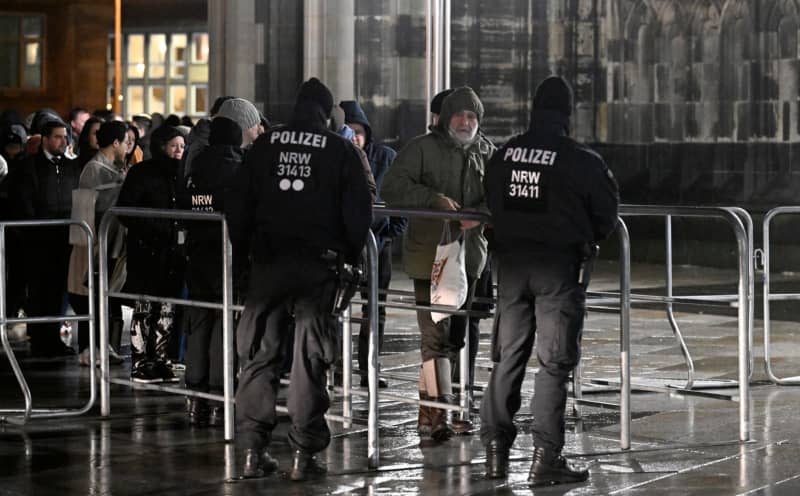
[4,261,800,495]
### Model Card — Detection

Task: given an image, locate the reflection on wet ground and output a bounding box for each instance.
[4,262,800,495]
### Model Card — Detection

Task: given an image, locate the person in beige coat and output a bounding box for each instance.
[67,121,128,366]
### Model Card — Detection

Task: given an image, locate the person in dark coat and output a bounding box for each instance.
[339,100,407,388]
[117,125,186,382]
[179,116,246,426]
[11,121,81,356]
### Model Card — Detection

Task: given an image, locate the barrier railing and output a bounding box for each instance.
[368,206,633,451]
[595,205,751,442]
[762,206,800,385]
[0,219,96,425]
[97,207,237,440]
[97,207,381,452]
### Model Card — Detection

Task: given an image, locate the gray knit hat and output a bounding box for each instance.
[214,98,260,132]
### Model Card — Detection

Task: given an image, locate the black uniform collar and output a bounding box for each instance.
[290,101,329,131]
[529,109,570,136]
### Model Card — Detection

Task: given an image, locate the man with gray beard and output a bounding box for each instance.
[381,86,495,441]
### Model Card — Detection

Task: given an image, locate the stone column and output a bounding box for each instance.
[303,0,355,101]
[208,0,263,108]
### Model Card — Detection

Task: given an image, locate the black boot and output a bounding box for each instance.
[186,398,208,426]
[241,448,279,478]
[528,447,588,487]
[290,450,327,481]
[485,439,510,479]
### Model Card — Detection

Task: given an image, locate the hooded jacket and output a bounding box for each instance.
[339,101,407,246]
[380,87,495,279]
[116,125,185,296]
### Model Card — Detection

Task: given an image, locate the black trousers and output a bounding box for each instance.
[357,238,392,374]
[479,251,585,452]
[26,228,71,352]
[184,307,223,393]
[235,256,338,453]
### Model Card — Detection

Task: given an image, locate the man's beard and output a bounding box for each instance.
[448,126,478,147]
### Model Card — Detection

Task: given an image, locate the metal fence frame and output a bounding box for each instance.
[761,206,800,385]
[0,219,96,425]
[608,205,751,442]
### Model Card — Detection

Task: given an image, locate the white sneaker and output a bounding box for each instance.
[78,346,125,367]
[108,346,125,365]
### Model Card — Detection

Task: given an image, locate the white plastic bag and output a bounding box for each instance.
[430,222,468,323]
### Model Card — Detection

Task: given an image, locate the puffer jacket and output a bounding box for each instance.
[380,87,495,279]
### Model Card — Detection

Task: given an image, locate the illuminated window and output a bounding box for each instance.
[170,85,187,114]
[114,31,209,118]
[192,33,209,63]
[170,34,187,78]
[0,15,44,89]
[191,85,208,115]
[127,86,144,115]
[127,34,145,79]
[149,86,166,115]
[149,34,166,79]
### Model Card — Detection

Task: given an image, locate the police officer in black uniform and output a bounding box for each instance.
[226,78,372,481]
[180,116,245,426]
[480,76,619,486]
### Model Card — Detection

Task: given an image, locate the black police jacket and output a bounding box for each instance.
[485,110,619,255]
[179,143,244,299]
[226,101,373,266]
[116,154,185,297]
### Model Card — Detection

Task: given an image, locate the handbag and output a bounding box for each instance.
[430,221,468,323]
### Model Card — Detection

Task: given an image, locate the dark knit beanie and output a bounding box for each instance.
[532,76,573,116]
[430,88,454,115]
[209,116,243,147]
[297,78,334,117]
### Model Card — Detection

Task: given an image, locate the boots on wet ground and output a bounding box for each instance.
[528,446,588,487]
[241,448,279,478]
[485,439,510,479]
[290,450,327,481]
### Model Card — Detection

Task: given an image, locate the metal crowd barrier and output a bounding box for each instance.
[0,219,96,425]
[96,207,381,453]
[590,205,751,442]
[97,207,237,440]
[363,207,634,453]
[762,206,800,385]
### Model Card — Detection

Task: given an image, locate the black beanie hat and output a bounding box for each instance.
[209,116,243,147]
[532,76,573,117]
[430,89,454,115]
[297,78,334,117]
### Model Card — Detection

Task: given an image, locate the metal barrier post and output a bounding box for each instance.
[0,220,96,423]
[222,221,235,441]
[366,231,380,469]
[665,215,695,389]
[342,305,353,428]
[731,211,751,442]
[618,218,631,449]
[98,212,112,417]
